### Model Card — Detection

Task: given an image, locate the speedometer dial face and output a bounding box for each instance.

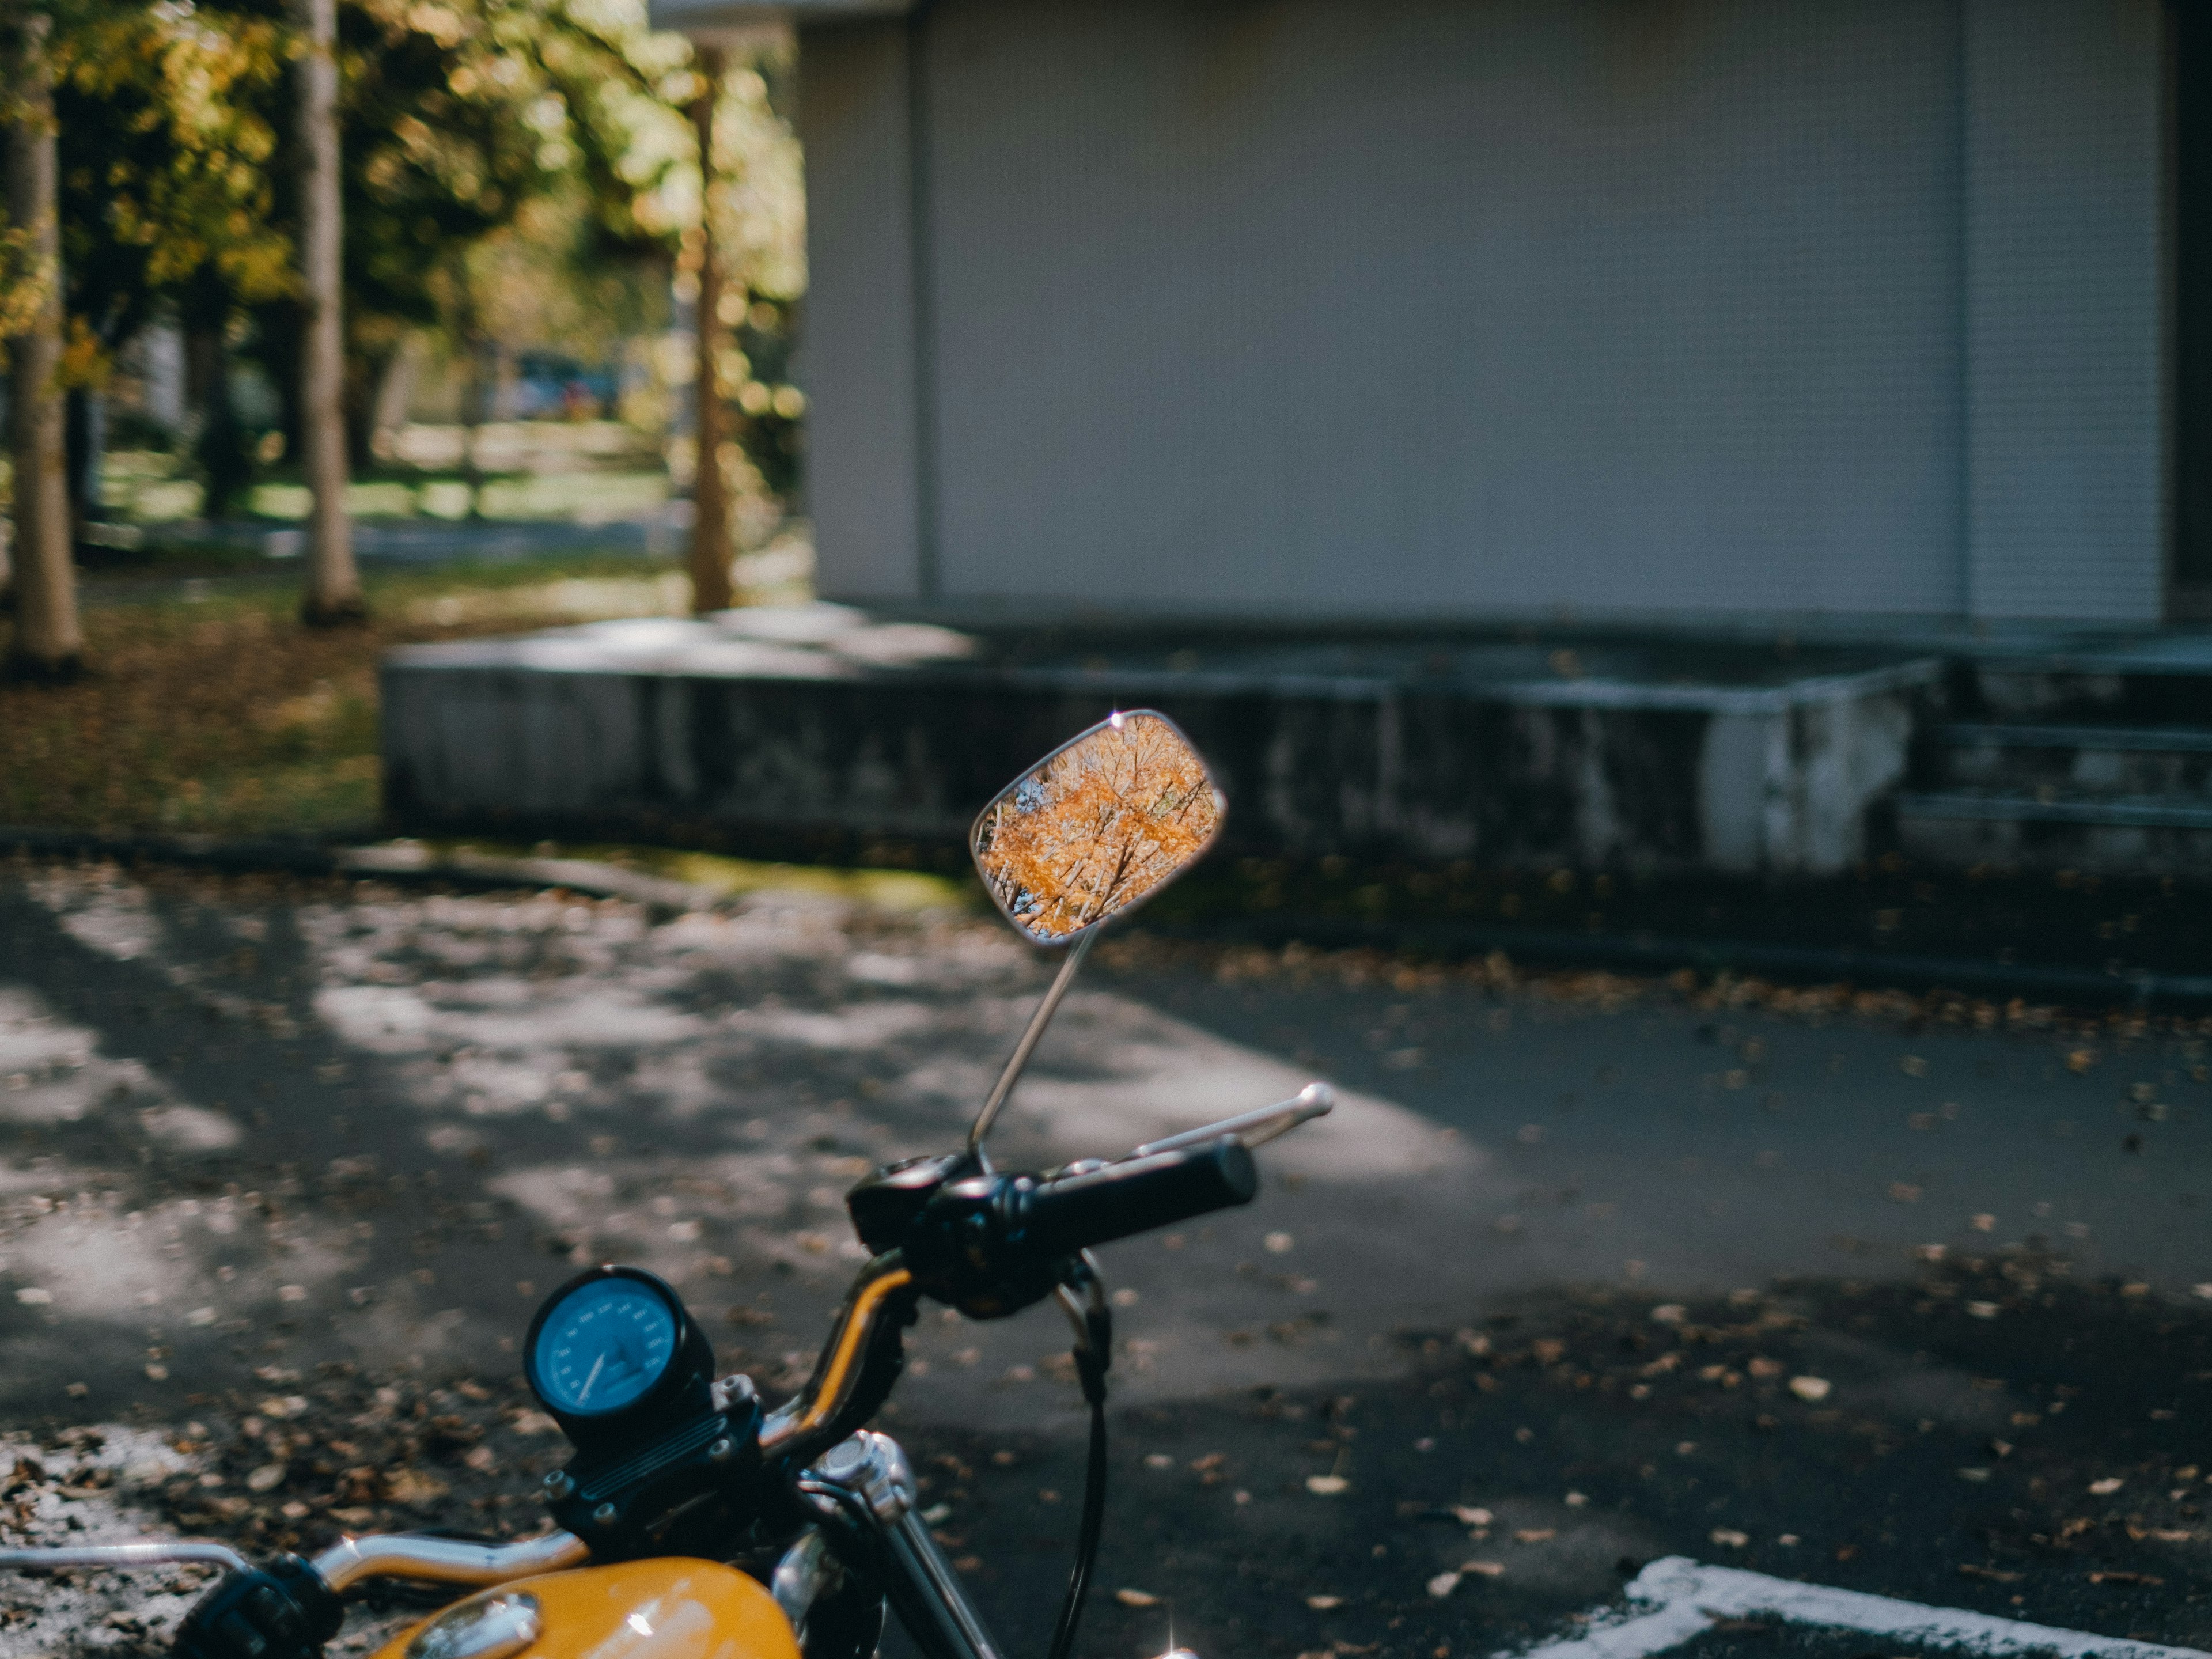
[531,1277,678,1416]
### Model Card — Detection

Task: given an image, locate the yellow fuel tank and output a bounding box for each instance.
[368,1560,801,1659]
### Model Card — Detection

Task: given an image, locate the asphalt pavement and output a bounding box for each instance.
[0,858,2206,1657]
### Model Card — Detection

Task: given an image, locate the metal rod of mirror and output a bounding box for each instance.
[967,931,1098,1164]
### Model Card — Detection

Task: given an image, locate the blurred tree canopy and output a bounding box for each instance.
[16,0,806,520]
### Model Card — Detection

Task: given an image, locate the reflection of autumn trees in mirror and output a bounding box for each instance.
[974,713,1224,941]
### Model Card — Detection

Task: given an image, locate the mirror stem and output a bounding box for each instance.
[969,931,1098,1165]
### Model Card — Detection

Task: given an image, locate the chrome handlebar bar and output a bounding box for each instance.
[309,1529,590,1594]
[0,1543,250,1574]
[1130,1082,1333,1158]
[0,1529,589,1596]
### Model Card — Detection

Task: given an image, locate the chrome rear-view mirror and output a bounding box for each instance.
[965,710,1228,1160]
[971,709,1225,945]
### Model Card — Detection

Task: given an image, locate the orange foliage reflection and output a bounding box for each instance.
[974,712,1224,941]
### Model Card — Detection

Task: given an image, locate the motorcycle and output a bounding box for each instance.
[0,710,1334,1659]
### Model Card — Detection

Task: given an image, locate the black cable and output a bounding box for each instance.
[1044,1278,1112,1659]
[1044,1396,1108,1659]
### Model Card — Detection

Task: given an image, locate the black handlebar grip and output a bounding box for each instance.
[1021,1137,1257,1258]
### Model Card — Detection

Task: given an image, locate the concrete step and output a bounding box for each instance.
[1895,786,2212,876]
[1931,721,2212,796]
[1960,634,2212,722]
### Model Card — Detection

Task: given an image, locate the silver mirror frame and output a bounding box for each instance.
[968,709,1226,946]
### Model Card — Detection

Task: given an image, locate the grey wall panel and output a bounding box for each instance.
[1963,0,2166,624]
[797,21,924,600]
[915,0,1972,622]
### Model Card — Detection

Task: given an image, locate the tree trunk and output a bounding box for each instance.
[295,0,362,624]
[184,306,253,521]
[5,10,82,677]
[63,384,102,543]
[688,46,734,616]
[343,343,387,475]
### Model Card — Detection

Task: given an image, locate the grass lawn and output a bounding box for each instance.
[0,556,690,839]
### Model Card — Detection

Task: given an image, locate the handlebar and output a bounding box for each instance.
[0,1543,249,1574]
[0,1531,588,1598]
[1130,1082,1333,1158]
[309,1529,589,1594]
[1017,1135,1256,1257]
[2,1090,1323,1612]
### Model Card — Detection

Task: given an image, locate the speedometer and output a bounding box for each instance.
[522,1266,713,1444]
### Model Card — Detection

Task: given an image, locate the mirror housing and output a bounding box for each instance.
[970,710,1225,945]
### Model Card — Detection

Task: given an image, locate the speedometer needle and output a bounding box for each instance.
[577,1352,606,1404]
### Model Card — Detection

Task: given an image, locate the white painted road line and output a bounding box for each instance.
[1502,1558,2211,1659]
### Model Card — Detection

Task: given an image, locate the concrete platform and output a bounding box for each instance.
[382,604,1938,876]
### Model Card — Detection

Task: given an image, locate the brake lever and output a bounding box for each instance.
[1128,1082,1333,1159]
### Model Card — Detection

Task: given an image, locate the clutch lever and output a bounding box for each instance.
[1129,1082,1333,1160]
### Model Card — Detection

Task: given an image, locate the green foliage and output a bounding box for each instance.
[0,219,53,340]
[49,0,292,365]
[33,0,811,512]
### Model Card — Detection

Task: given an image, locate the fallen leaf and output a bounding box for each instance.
[1115,1589,1159,1608]
[2090,1478,2126,1495]
[2088,1571,2163,1587]
[1426,1573,1461,1599]
[1144,1453,1174,1469]
[1564,1491,1589,1507]
[278,1285,307,1302]
[1966,1301,2000,1320]
[245,1464,285,1493]
[1264,1232,1294,1253]
[15,1289,51,1306]
[386,1468,448,1505]
[1513,1528,1555,1544]
[1452,1506,1494,1527]
[1306,1475,1349,1495]
[1461,1560,1506,1578]
[1305,1594,1343,1610]
[1748,1357,1786,1378]
[1710,1529,1749,1548]
[1789,1376,1832,1402]
[1969,1214,1995,1232]
[1650,1304,1687,1324]
[1957,1565,2021,1584]
[1957,1468,1991,1483]
[2193,1284,2212,1301]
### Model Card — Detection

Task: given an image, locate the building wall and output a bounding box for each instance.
[802,0,2170,626]
[1963,0,2168,623]
[796,21,925,600]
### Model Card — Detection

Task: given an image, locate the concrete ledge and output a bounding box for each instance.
[382,605,1941,876]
